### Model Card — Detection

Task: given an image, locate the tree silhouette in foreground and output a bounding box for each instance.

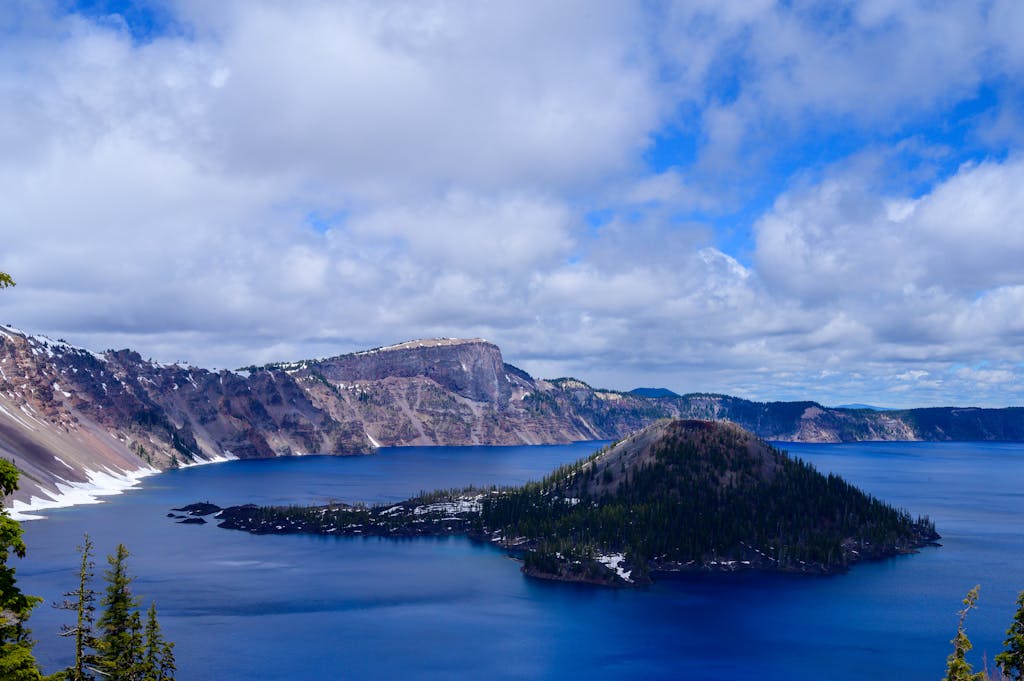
[0,460,43,680]
[942,586,1024,681]
[55,535,98,681]
[95,545,143,681]
[142,602,175,681]
[996,591,1024,680]
[92,544,175,681]
[944,585,985,681]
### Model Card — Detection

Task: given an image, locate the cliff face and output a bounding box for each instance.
[3,324,1024,510]
[0,328,370,508]
[0,330,602,507]
[308,339,514,407]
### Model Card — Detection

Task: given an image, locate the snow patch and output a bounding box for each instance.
[177,451,240,468]
[6,451,239,521]
[413,500,481,515]
[53,456,75,471]
[353,338,486,356]
[0,402,36,430]
[19,403,48,428]
[7,465,160,521]
[365,432,381,448]
[597,553,633,583]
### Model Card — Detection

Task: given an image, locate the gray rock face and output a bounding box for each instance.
[310,339,513,407]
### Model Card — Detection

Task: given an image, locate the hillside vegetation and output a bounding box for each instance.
[481,420,938,583]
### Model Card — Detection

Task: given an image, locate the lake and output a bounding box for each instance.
[14,440,1024,680]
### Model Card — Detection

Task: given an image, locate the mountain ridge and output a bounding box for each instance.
[3,324,1024,514]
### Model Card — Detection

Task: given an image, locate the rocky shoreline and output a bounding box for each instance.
[171,494,941,588]
[168,419,942,589]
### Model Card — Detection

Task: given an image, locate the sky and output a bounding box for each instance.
[1,0,1023,408]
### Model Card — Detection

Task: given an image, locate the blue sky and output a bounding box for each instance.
[2,0,1024,407]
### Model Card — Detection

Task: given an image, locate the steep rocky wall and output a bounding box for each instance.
[4,325,1024,512]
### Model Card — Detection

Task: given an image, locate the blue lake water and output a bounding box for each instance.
[13,440,1024,680]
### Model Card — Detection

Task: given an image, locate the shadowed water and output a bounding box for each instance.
[14,440,1024,680]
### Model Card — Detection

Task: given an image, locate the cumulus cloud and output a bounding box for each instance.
[755,156,1024,320]
[653,0,1024,179]
[177,0,660,197]
[1,1,1023,407]
[746,156,1024,404]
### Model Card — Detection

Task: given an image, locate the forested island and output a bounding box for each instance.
[179,420,939,586]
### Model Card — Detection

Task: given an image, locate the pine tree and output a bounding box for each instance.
[55,534,98,681]
[997,590,1024,681]
[944,585,985,681]
[141,603,174,681]
[0,272,14,289]
[0,459,43,681]
[95,545,142,681]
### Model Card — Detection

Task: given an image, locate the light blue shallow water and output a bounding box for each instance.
[13,440,1024,680]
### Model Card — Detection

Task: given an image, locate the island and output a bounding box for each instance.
[175,419,940,587]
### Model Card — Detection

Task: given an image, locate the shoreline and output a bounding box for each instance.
[198,495,940,588]
[8,465,161,521]
[6,452,239,521]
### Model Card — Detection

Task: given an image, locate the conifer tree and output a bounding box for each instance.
[0,278,39,680]
[95,545,142,681]
[997,590,1024,681]
[944,585,985,681]
[141,603,175,681]
[0,459,43,681]
[55,535,98,681]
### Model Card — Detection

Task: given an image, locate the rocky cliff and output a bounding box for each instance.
[3,324,1023,514]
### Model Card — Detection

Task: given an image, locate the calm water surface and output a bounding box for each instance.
[15,441,1024,680]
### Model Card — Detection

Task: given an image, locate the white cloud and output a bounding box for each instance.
[742,155,1024,403]
[347,192,573,273]
[955,366,1015,385]
[1,1,1023,409]
[755,156,1024,307]
[174,0,661,197]
[653,1,1023,177]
